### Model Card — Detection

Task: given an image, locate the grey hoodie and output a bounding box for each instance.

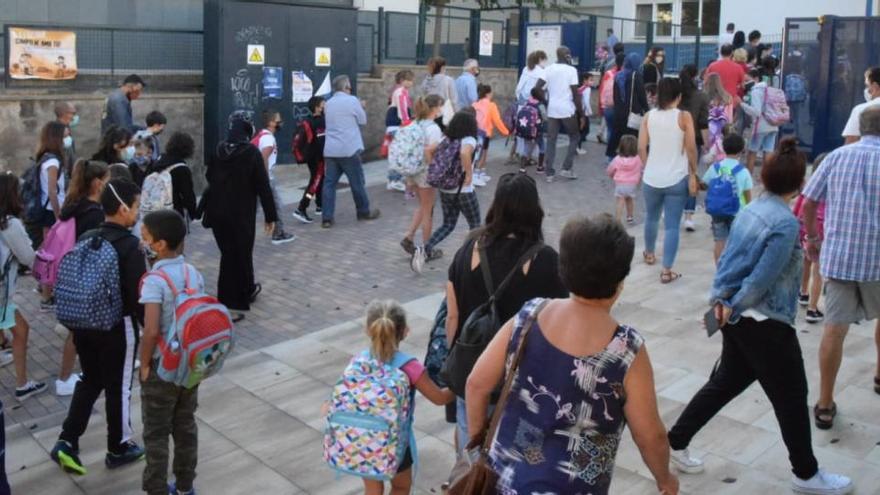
[0,216,36,308]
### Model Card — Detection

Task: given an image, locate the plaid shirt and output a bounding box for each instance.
[803,136,880,281]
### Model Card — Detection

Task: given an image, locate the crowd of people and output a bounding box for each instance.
[0,23,878,495]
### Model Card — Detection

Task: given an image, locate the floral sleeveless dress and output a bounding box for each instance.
[489,298,644,495]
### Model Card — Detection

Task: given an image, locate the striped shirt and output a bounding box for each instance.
[802,136,880,281]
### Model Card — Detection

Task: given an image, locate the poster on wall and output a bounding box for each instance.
[292,71,313,103]
[262,66,282,99]
[526,25,562,63]
[8,27,78,80]
[479,30,494,57]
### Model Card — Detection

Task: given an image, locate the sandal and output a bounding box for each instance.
[813,402,836,430]
[660,271,682,284]
[643,251,656,265]
[874,376,880,395]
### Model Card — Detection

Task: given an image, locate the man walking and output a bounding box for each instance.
[842,67,880,144]
[321,75,380,229]
[718,23,735,53]
[254,109,295,244]
[536,46,584,182]
[802,107,880,430]
[101,74,145,135]
[455,59,480,110]
[606,28,618,50]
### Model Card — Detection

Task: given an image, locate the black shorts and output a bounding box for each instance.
[482,136,491,150]
[397,447,413,473]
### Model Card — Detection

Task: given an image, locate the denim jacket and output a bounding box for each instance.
[711,194,803,326]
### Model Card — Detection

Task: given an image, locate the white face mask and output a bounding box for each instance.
[866,88,874,102]
[63,136,73,149]
[122,145,136,161]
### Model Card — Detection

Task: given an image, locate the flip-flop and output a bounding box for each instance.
[660,271,682,284]
[643,251,656,265]
[813,402,836,430]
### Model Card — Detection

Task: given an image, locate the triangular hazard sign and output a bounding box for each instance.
[318,53,330,65]
[249,48,263,63]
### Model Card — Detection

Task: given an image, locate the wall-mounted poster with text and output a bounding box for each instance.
[8,27,77,80]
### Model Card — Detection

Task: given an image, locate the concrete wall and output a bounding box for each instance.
[0,93,205,188]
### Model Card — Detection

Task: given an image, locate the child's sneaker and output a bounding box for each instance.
[536,164,546,175]
[51,440,86,475]
[0,350,12,368]
[16,380,47,401]
[169,481,196,495]
[684,219,696,232]
[292,209,313,224]
[559,170,578,180]
[798,293,810,307]
[670,448,704,474]
[806,309,825,324]
[271,230,296,245]
[626,216,636,226]
[105,441,145,469]
[40,297,56,312]
[410,246,425,274]
[55,374,81,396]
[425,248,443,263]
[791,469,853,495]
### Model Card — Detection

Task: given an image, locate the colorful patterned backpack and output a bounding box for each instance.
[388,121,427,177]
[324,350,416,480]
[426,138,464,190]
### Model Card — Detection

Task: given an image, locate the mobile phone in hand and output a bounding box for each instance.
[704,308,721,338]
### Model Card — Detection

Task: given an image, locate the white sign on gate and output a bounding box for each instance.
[526,25,562,62]
[479,30,494,57]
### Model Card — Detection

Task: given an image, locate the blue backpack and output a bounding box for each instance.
[21,153,58,222]
[55,230,126,331]
[705,162,745,217]
[784,74,807,103]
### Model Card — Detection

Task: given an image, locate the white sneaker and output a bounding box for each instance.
[410,247,425,274]
[684,219,696,232]
[559,169,578,180]
[55,374,81,397]
[576,148,587,155]
[791,469,853,495]
[388,180,406,192]
[0,350,12,368]
[472,176,487,187]
[670,448,704,474]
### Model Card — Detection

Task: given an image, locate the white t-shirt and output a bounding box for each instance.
[718,32,735,50]
[257,131,278,170]
[841,97,880,138]
[516,66,546,103]
[581,87,593,117]
[420,120,443,147]
[541,63,579,119]
[441,136,478,194]
[39,157,65,209]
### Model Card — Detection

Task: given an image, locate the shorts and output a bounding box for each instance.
[749,131,778,153]
[482,136,491,151]
[711,215,735,241]
[405,171,429,189]
[37,208,56,229]
[614,183,638,198]
[824,279,880,325]
[0,304,16,330]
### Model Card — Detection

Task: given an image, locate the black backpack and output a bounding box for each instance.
[441,240,544,397]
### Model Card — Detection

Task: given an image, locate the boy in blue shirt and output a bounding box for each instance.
[702,133,753,263]
[138,210,203,495]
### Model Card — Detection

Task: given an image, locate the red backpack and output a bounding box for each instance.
[291,120,315,164]
[250,129,272,149]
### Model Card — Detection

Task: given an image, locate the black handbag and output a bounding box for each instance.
[441,239,544,397]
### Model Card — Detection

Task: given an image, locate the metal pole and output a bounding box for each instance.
[867,0,874,16]
[470,9,481,63]
[377,7,384,65]
[416,2,427,65]
[504,18,511,67]
[694,31,701,68]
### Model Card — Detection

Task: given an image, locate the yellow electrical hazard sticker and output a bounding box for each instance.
[315,47,331,67]
[247,44,265,65]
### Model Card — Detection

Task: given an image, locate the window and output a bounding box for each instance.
[701,0,720,36]
[681,1,700,36]
[635,4,652,37]
[656,3,673,37]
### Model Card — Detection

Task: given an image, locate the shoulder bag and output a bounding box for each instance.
[446,299,549,495]
[626,72,643,130]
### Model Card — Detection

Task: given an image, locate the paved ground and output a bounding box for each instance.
[4,137,880,494]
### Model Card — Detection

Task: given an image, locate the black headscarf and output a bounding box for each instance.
[225,110,255,145]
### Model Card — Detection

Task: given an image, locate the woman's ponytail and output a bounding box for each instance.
[63,159,108,209]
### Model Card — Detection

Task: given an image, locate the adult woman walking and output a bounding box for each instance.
[203,111,277,321]
[92,126,134,167]
[678,64,709,232]
[638,78,698,283]
[515,50,548,104]
[466,214,678,495]
[148,132,197,225]
[420,57,457,127]
[642,46,666,86]
[445,172,567,450]
[606,53,649,159]
[666,138,853,495]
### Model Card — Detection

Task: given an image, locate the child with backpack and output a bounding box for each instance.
[0,174,47,401]
[472,84,509,186]
[576,72,594,154]
[516,87,546,172]
[742,65,788,175]
[793,152,829,324]
[293,97,327,224]
[49,159,110,396]
[139,209,233,495]
[51,178,147,476]
[324,300,454,494]
[701,133,753,263]
[605,135,643,225]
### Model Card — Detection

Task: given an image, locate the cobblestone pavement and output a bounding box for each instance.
[5,138,880,494]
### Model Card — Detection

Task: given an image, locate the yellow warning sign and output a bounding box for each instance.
[247,44,265,65]
[315,47,331,67]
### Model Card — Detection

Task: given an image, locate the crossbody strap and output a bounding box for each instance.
[628,72,636,115]
[476,239,494,297]
[480,298,549,453]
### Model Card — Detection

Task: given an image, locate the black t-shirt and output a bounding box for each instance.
[447,236,568,340]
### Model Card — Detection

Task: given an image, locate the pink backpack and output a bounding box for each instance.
[33,218,77,287]
[762,86,790,126]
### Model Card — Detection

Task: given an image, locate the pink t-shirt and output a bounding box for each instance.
[606,156,644,185]
[400,359,426,385]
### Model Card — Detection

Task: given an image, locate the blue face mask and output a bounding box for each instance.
[63,136,74,149]
[69,114,80,128]
[122,145,136,162]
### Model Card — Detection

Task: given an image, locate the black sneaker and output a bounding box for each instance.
[357,209,381,221]
[271,231,296,245]
[105,441,145,469]
[400,237,415,255]
[315,207,322,214]
[806,309,825,324]
[798,293,810,307]
[425,248,444,262]
[15,380,47,401]
[292,209,313,224]
[51,440,86,475]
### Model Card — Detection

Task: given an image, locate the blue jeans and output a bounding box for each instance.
[455,397,494,454]
[684,195,697,214]
[603,108,614,142]
[322,154,371,222]
[643,176,689,269]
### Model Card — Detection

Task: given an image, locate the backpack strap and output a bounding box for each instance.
[731,164,745,175]
[389,351,416,370]
[140,263,194,300]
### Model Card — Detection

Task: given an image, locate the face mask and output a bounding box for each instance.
[275,122,283,131]
[474,70,480,77]
[866,88,874,102]
[69,115,80,128]
[63,136,74,149]
[143,242,159,262]
[122,145,136,161]
[539,60,548,68]
[655,56,664,64]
